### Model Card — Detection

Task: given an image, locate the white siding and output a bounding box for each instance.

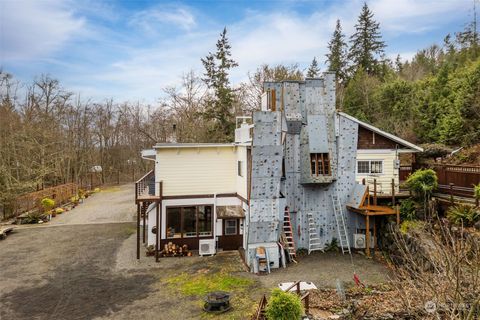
[235,146,248,199]
[155,146,247,196]
[355,150,399,194]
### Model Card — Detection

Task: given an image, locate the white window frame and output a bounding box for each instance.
[357,160,384,174]
[224,219,237,235]
[237,161,244,177]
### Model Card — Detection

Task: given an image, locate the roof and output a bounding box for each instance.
[153,143,235,149]
[338,112,423,152]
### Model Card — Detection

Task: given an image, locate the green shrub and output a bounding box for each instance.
[474,183,480,203]
[447,204,480,226]
[399,199,416,221]
[40,198,55,213]
[265,288,303,320]
[24,212,45,224]
[325,238,339,252]
[399,220,424,234]
[405,169,438,200]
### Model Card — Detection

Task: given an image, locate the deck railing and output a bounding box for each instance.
[135,170,156,201]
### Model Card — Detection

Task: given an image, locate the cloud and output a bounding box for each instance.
[0,0,85,61]
[0,0,472,102]
[129,5,196,33]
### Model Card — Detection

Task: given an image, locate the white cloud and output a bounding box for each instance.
[0,0,85,61]
[370,0,470,33]
[129,5,196,33]
[1,0,472,102]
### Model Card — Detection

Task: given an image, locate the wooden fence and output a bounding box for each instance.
[433,164,480,198]
[9,183,78,220]
[399,164,479,199]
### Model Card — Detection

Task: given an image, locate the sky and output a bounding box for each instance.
[0,0,475,103]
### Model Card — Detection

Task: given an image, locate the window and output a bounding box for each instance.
[166,207,181,238]
[182,206,196,238]
[225,219,237,235]
[371,161,383,174]
[198,206,212,236]
[166,206,213,239]
[310,153,330,176]
[237,161,244,177]
[357,160,383,174]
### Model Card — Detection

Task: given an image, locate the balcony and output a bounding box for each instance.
[135,170,161,202]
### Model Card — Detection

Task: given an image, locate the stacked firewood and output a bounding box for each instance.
[160,242,192,257]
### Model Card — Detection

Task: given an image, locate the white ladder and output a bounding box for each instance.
[307,213,324,254]
[331,193,351,255]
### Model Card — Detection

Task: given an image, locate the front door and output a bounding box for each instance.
[218,219,243,250]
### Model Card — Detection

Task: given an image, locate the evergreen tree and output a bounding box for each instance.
[348,3,386,75]
[201,27,238,141]
[325,19,348,81]
[306,57,320,77]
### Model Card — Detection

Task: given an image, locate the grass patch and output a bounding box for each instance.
[167,272,253,296]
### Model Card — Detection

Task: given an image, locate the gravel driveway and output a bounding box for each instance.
[0,184,391,319]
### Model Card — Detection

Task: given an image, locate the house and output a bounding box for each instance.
[135,72,422,266]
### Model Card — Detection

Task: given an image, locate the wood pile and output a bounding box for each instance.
[160,242,192,257]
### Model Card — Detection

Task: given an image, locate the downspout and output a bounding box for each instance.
[214,193,218,252]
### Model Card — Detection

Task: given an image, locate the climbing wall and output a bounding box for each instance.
[247,111,284,244]
[248,72,363,256]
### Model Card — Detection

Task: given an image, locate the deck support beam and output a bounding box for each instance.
[365,215,370,257]
[136,202,140,260]
[142,204,146,244]
[155,201,160,262]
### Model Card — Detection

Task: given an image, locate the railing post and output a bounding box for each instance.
[373,179,377,206]
[449,183,454,205]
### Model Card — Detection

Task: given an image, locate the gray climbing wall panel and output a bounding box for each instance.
[248,72,363,256]
[248,111,284,245]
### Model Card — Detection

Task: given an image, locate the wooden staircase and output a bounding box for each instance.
[282,207,297,262]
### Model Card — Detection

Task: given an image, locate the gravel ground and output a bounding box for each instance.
[48,184,136,225]
[0,184,391,319]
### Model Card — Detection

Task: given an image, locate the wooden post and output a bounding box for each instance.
[449,183,454,204]
[366,186,370,206]
[373,179,377,206]
[156,201,160,262]
[117,170,120,185]
[137,203,141,260]
[373,216,376,253]
[396,205,400,225]
[365,215,370,257]
[391,178,395,205]
[142,204,146,244]
[362,178,366,185]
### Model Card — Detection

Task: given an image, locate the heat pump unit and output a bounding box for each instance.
[199,239,216,256]
[353,234,375,249]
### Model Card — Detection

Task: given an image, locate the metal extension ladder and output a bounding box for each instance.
[307,213,324,254]
[331,193,351,255]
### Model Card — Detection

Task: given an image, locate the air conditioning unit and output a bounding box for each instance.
[199,239,216,256]
[353,234,376,249]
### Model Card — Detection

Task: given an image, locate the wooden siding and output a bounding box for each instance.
[357,126,406,149]
[156,147,238,196]
[356,150,399,194]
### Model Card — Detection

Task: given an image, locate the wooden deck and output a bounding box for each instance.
[347,185,401,257]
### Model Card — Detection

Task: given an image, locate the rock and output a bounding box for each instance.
[474,220,480,230]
